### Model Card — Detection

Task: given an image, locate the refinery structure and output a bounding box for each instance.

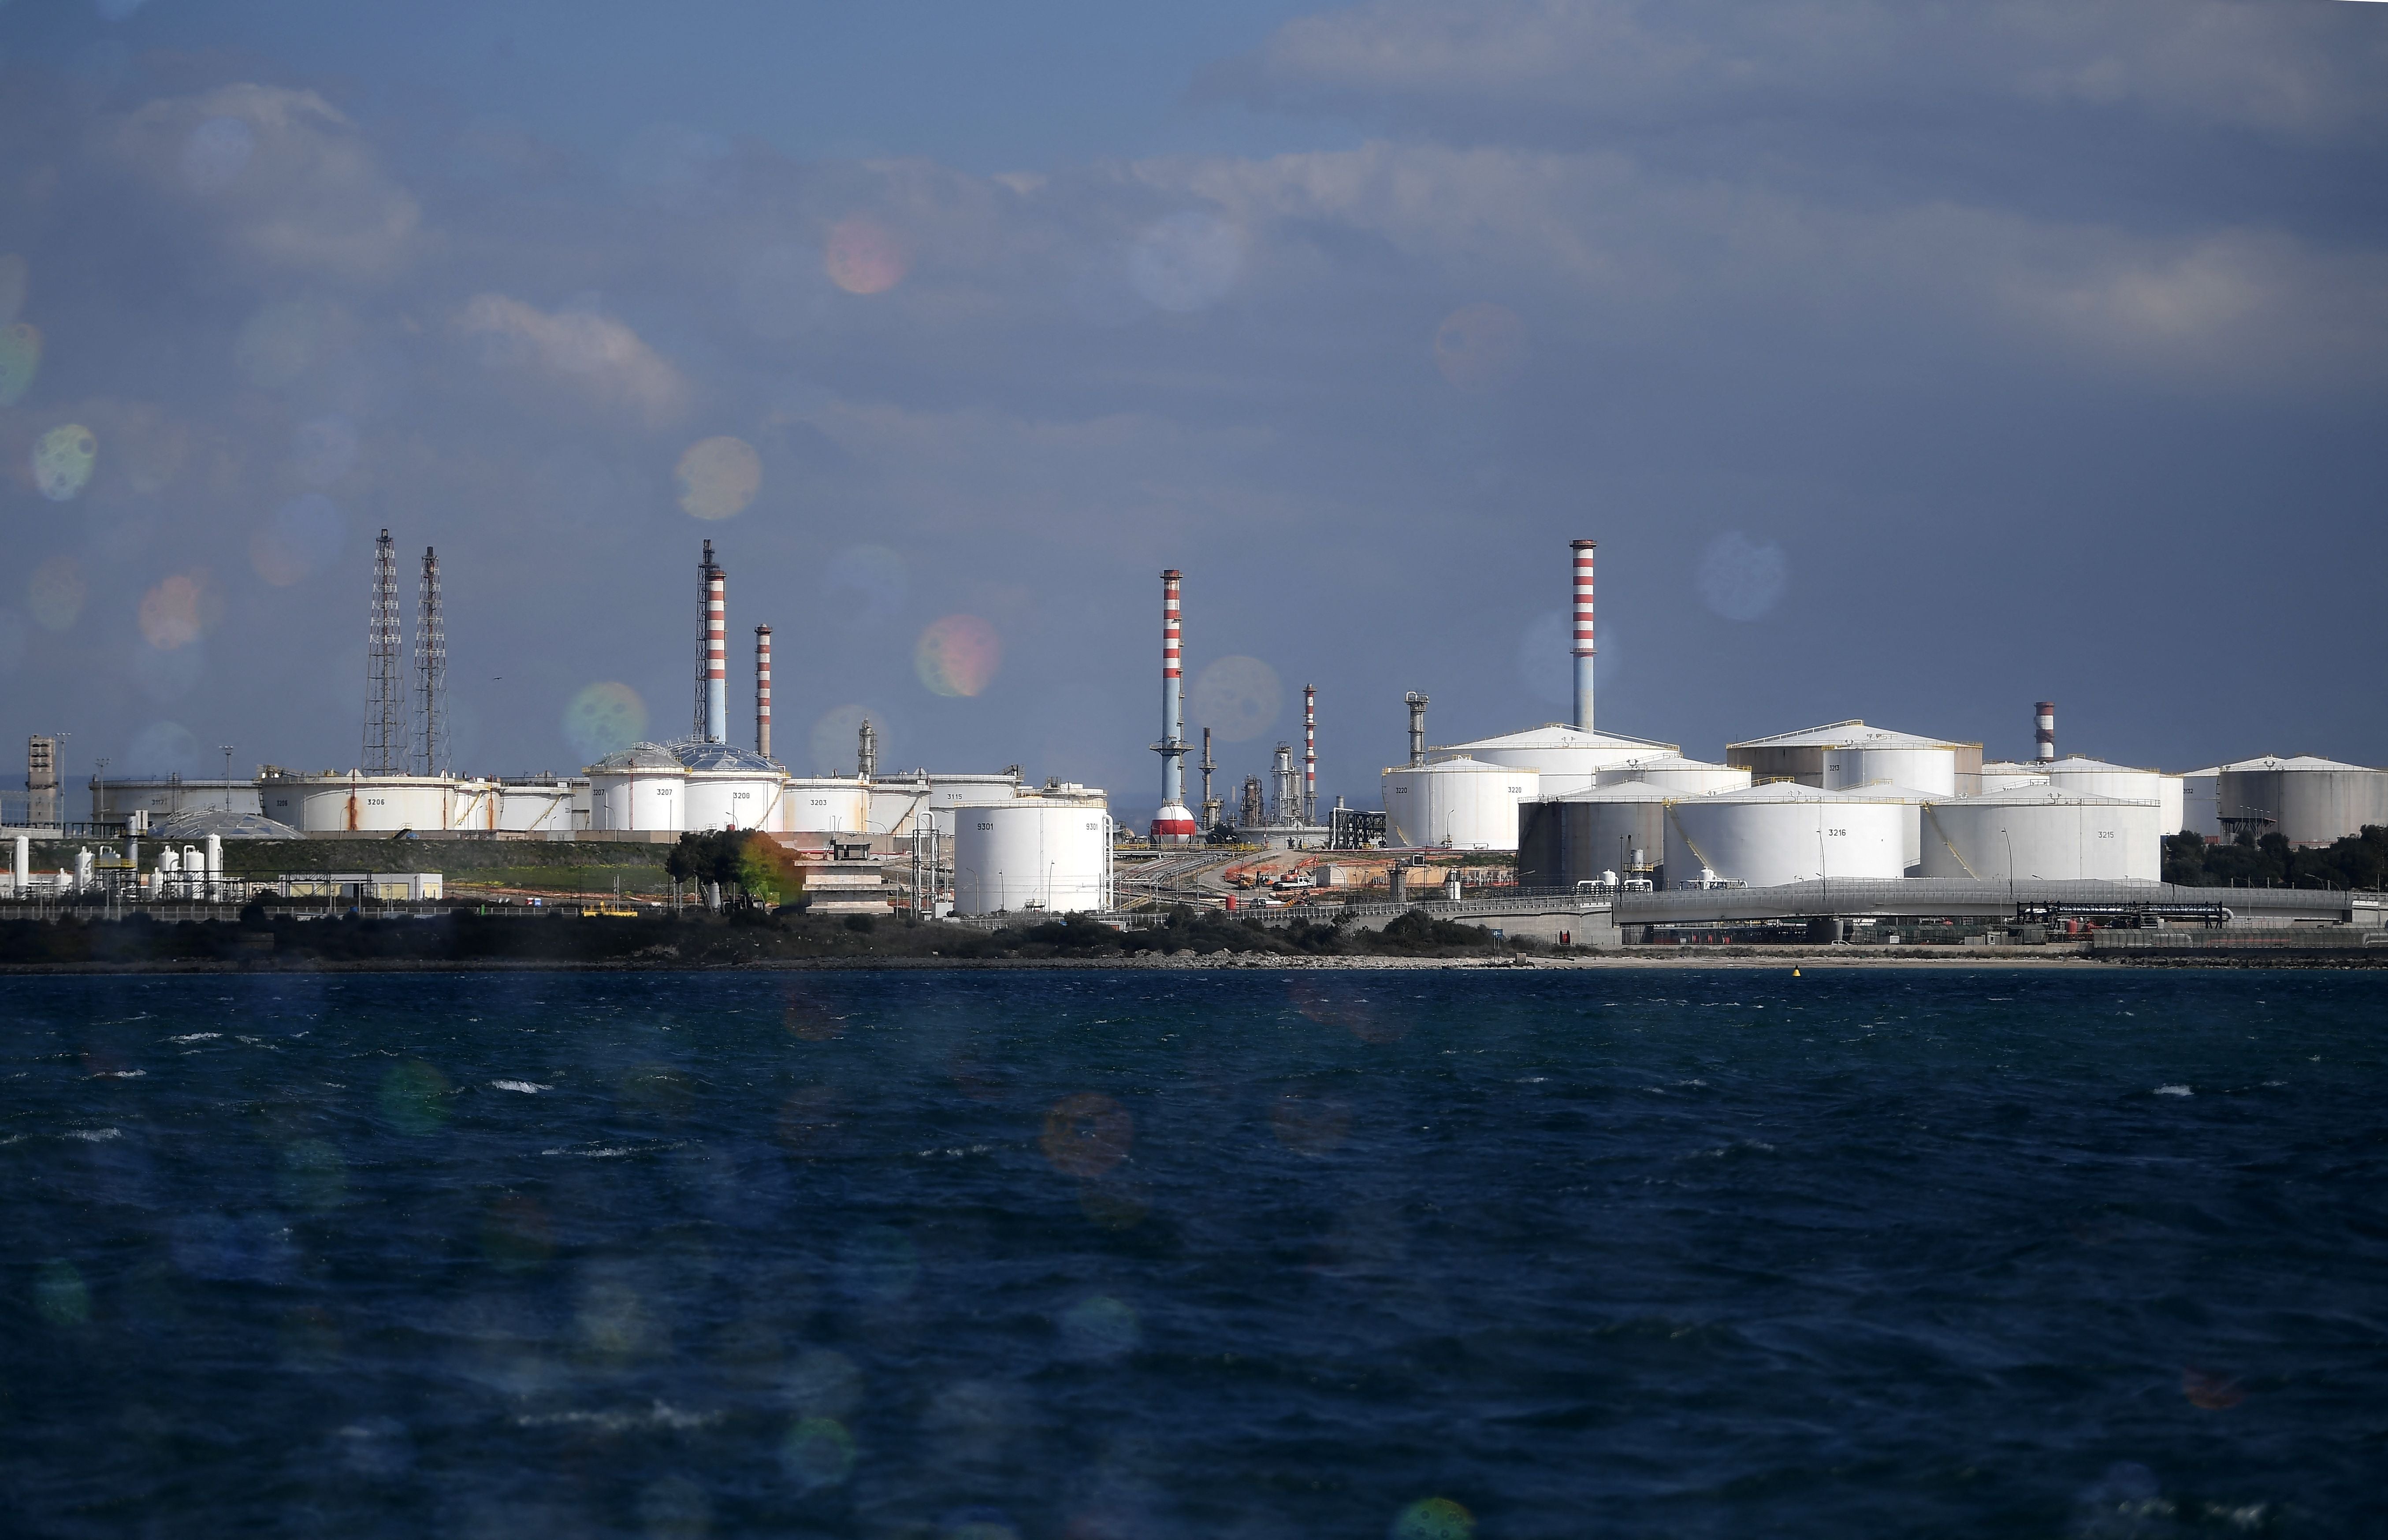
[7,521,2388,936]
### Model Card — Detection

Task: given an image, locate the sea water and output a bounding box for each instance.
[2,968,2381,1538]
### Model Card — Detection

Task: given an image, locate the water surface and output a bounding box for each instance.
[4,968,2382,1537]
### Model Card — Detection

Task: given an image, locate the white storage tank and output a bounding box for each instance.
[92,778,262,822]
[2041,756,2183,835]
[1727,721,1982,796]
[496,779,578,833]
[1381,757,1541,850]
[675,742,786,832]
[1665,783,1908,888]
[783,776,872,835]
[585,746,688,833]
[259,772,466,834]
[1436,725,1678,797]
[953,800,1113,915]
[867,769,1030,836]
[1920,787,2161,882]
[1977,761,2053,794]
[2177,767,2222,839]
[1517,782,1671,888]
[2214,755,2388,846]
[1593,755,1752,796]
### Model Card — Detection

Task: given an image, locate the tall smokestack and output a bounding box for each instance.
[1302,684,1317,825]
[703,543,727,743]
[755,625,773,761]
[858,718,878,781]
[1405,692,1429,769]
[2035,700,2056,764]
[1149,569,1197,842]
[1570,539,1596,732]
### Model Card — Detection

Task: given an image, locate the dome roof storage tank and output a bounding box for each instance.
[1976,760,2052,794]
[953,800,1112,915]
[1726,721,1982,797]
[1665,783,1908,888]
[2214,755,2388,846]
[1436,725,1678,797]
[1593,756,1752,796]
[675,742,787,832]
[585,745,689,833]
[2040,756,2182,835]
[783,776,872,835]
[1380,757,1541,850]
[1517,782,1673,888]
[1919,787,2161,882]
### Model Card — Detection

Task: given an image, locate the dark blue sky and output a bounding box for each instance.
[2,0,2383,822]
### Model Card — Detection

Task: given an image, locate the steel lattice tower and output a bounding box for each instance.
[415,546,447,776]
[364,529,407,773]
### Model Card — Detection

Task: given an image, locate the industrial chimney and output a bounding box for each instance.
[1149,569,1198,842]
[858,718,878,781]
[1302,684,1317,825]
[704,545,727,743]
[755,625,773,761]
[1405,692,1429,769]
[1571,538,1596,733]
[2035,701,2056,764]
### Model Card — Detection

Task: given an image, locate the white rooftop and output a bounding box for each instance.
[1439,724,1678,754]
[1949,785,2154,807]
[1726,719,1971,751]
[1692,782,1920,805]
[2042,755,2162,775]
[2213,754,2377,774]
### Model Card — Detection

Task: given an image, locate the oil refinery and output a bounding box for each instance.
[7,523,2388,939]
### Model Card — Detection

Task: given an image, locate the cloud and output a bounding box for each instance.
[1220,0,2388,143]
[110,84,422,281]
[454,294,693,426]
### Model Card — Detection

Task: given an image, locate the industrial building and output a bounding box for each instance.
[953,797,1114,915]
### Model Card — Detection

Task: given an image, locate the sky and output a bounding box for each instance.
[1,0,2384,827]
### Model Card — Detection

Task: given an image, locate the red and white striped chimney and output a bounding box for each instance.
[2035,700,2055,763]
[755,625,773,761]
[1302,684,1316,825]
[1150,569,1197,842]
[1570,539,1596,732]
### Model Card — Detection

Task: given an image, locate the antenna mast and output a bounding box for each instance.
[365,529,407,773]
[415,546,447,776]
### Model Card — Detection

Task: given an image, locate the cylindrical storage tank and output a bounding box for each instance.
[1380,757,1540,850]
[2215,757,2386,846]
[1976,761,2053,794]
[260,773,457,833]
[497,780,577,833]
[1439,727,1678,798]
[781,776,871,835]
[953,801,1112,915]
[2042,756,2164,804]
[1517,783,1670,887]
[1593,756,1752,796]
[1824,744,1957,798]
[584,747,688,832]
[1919,788,2161,881]
[674,742,786,831]
[1665,784,1908,887]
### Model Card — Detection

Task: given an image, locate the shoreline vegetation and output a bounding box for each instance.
[0,907,2374,973]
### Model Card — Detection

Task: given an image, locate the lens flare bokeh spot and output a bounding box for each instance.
[1129,212,1245,313]
[1432,303,1529,390]
[1040,1093,1132,1178]
[824,215,909,295]
[0,323,41,406]
[33,424,96,501]
[563,681,647,761]
[807,702,881,776]
[1189,656,1283,742]
[1696,531,1789,622]
[781,1416,856,1491]
[1391,1497,1475,1540]
[675,434,761,520]
[180,115,256,193]
[290,415,359,486]
[0,253,25,321]
[378,1061,450,1137]
[915,615,1000,698]
[138,574,206,650]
